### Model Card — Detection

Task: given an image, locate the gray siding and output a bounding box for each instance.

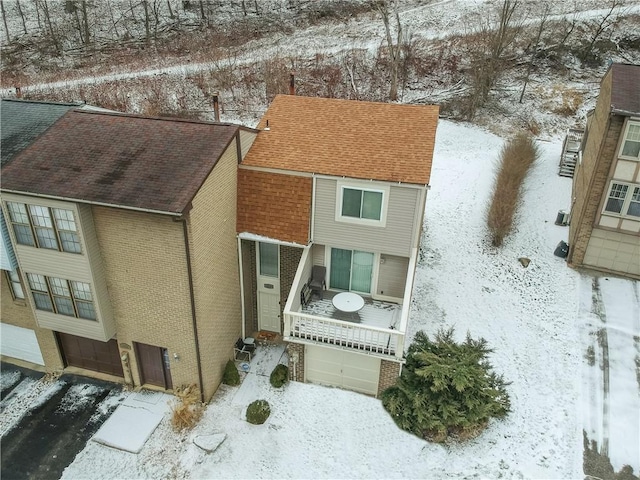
[313,178,420,257]
[238,130,258,160]
[312,244,325,266]
[376,255,409,299]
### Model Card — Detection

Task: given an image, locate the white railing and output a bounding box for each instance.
[283,312,404,358]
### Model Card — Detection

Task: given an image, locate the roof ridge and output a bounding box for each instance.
[70,108,241,127]
[1,98,83,107]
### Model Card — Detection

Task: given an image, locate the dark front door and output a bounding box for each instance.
[135,343,173,390]
[57,333,124,377]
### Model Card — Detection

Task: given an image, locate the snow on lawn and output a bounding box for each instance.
[59,120,592,479]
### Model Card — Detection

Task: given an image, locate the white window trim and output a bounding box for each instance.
[618,119,640,161]
[325,246,379,295]
[335,180,390,228]
[602,180,640,219]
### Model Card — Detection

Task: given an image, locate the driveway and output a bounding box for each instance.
[0,363,125,480]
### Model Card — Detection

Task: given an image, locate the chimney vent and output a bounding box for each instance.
[289,73,295,96]
[212,93,220,122]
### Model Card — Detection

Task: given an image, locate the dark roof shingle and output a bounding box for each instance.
[1,98,81,166]
[610,63,640,116]
[1,110,240,214]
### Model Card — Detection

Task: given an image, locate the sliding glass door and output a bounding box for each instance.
[329,248,374,294]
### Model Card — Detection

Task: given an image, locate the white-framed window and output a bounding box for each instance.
[5,269,25,300]
[619,120,640,161]
[329,247,375,294]
[26,273,97,320]
[603,181,640,218]
[5,202,81,254]
[335,182,389,227]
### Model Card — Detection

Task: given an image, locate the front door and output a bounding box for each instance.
[135,342,173,390]
[256,242,280,333]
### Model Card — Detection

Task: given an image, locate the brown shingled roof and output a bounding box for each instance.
[610,63,640,116]
[242,95,439,185]
[0,110,240,214]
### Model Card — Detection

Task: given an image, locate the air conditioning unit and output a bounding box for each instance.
[555,210,570,226]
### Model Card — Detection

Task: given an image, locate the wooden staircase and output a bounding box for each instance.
[558,128,584,178]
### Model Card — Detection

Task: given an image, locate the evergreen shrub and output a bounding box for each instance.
[270,364,289,388]
[246,399,271,425]
[222,359,240,386]
[381,328,510,443]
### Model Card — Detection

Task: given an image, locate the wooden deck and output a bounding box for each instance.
[300,291,401,330]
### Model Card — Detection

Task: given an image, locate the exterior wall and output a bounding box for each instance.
[237,169,312,245]
[280,245,303,321]
[187,143,243,401]
[582,228,640,278]
[312,244,325,266]
[238,129,258,159]
[287,342,305,382]
[313,178,422,257]
[376,255,409,299]
[377,359,401,397]
[0,271,63,369]
[1,194,116,341]
[241,240,257,336]
[92,206,199,393]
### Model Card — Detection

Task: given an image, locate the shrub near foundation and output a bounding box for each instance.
[246,400,271,425]
[270,364,289,388]
[486,133,539,247]
[222,359,240,386]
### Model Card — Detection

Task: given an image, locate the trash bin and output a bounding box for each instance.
[554,240,569,258]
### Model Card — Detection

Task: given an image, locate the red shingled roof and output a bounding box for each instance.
[242,95,439,185]
[0,110,240,214]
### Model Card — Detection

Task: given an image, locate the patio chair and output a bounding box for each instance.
[308,265,326,297]
[234,337,256,362]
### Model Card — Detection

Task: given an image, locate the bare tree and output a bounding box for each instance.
[580,0,625,64]
[376,0,405,101]
[1,1,10,43]
[519,2,551,103]
[16,0,28,35]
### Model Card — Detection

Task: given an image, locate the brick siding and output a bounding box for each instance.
[377,359,401,397]
[287,342,305,382]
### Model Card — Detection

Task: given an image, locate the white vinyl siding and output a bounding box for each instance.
[314,178,421,257]
[376,255,409,299]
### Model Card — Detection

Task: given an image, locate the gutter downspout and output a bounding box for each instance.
[237,236,246,340]
[178,217,205,403]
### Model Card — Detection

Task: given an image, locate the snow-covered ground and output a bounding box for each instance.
[2,120,638,478]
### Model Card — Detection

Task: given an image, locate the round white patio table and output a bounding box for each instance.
[332,292,365,313]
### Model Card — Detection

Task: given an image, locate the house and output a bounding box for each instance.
[567,63,640,279]
[1,100,258,401]
[237,94,439,396]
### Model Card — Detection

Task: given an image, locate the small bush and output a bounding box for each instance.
[171,384,203,431]
[486,133,539,247]
[270,364,289,388]
[381,328,510,443]
[222,359,240,386]
[246,399,270,425]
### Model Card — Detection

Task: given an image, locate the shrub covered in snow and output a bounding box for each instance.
[222,360,240,386]
[381,328,511,443]
[270,364,289,388]
[246,399,271,425]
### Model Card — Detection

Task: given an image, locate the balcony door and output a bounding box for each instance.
[329,248,374,294]
[256,242,280,333]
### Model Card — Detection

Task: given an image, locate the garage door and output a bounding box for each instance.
[306,345,381,396]
[0,323,45,365]
[57,333,124,377]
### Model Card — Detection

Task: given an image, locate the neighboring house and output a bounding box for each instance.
[567,63,640,279]
[237,94,439,397]
[1,100,258,401]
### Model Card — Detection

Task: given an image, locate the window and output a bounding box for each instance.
[329,248,374,294]
[603,182,640,218]
[26,273,96,320]
[620,121,640,160]
[5,270,25,300]
[5,202,81,253]
[341,188,383,220]
[258,242,278,277]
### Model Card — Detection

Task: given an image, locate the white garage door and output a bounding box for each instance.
[1,323,45,365]
[306,345,381,396]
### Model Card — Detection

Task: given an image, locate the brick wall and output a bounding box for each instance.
[377,359,401,397]
[92,206,200,393]
[237,169,311,245]
[0,272,63,370]
[287,342,305,382]
[279,245,303,321]
[187,143,243,401]
[568,69,624,266]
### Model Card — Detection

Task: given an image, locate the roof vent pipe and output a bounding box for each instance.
[289,73,295,96]
[213,93,220,122]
